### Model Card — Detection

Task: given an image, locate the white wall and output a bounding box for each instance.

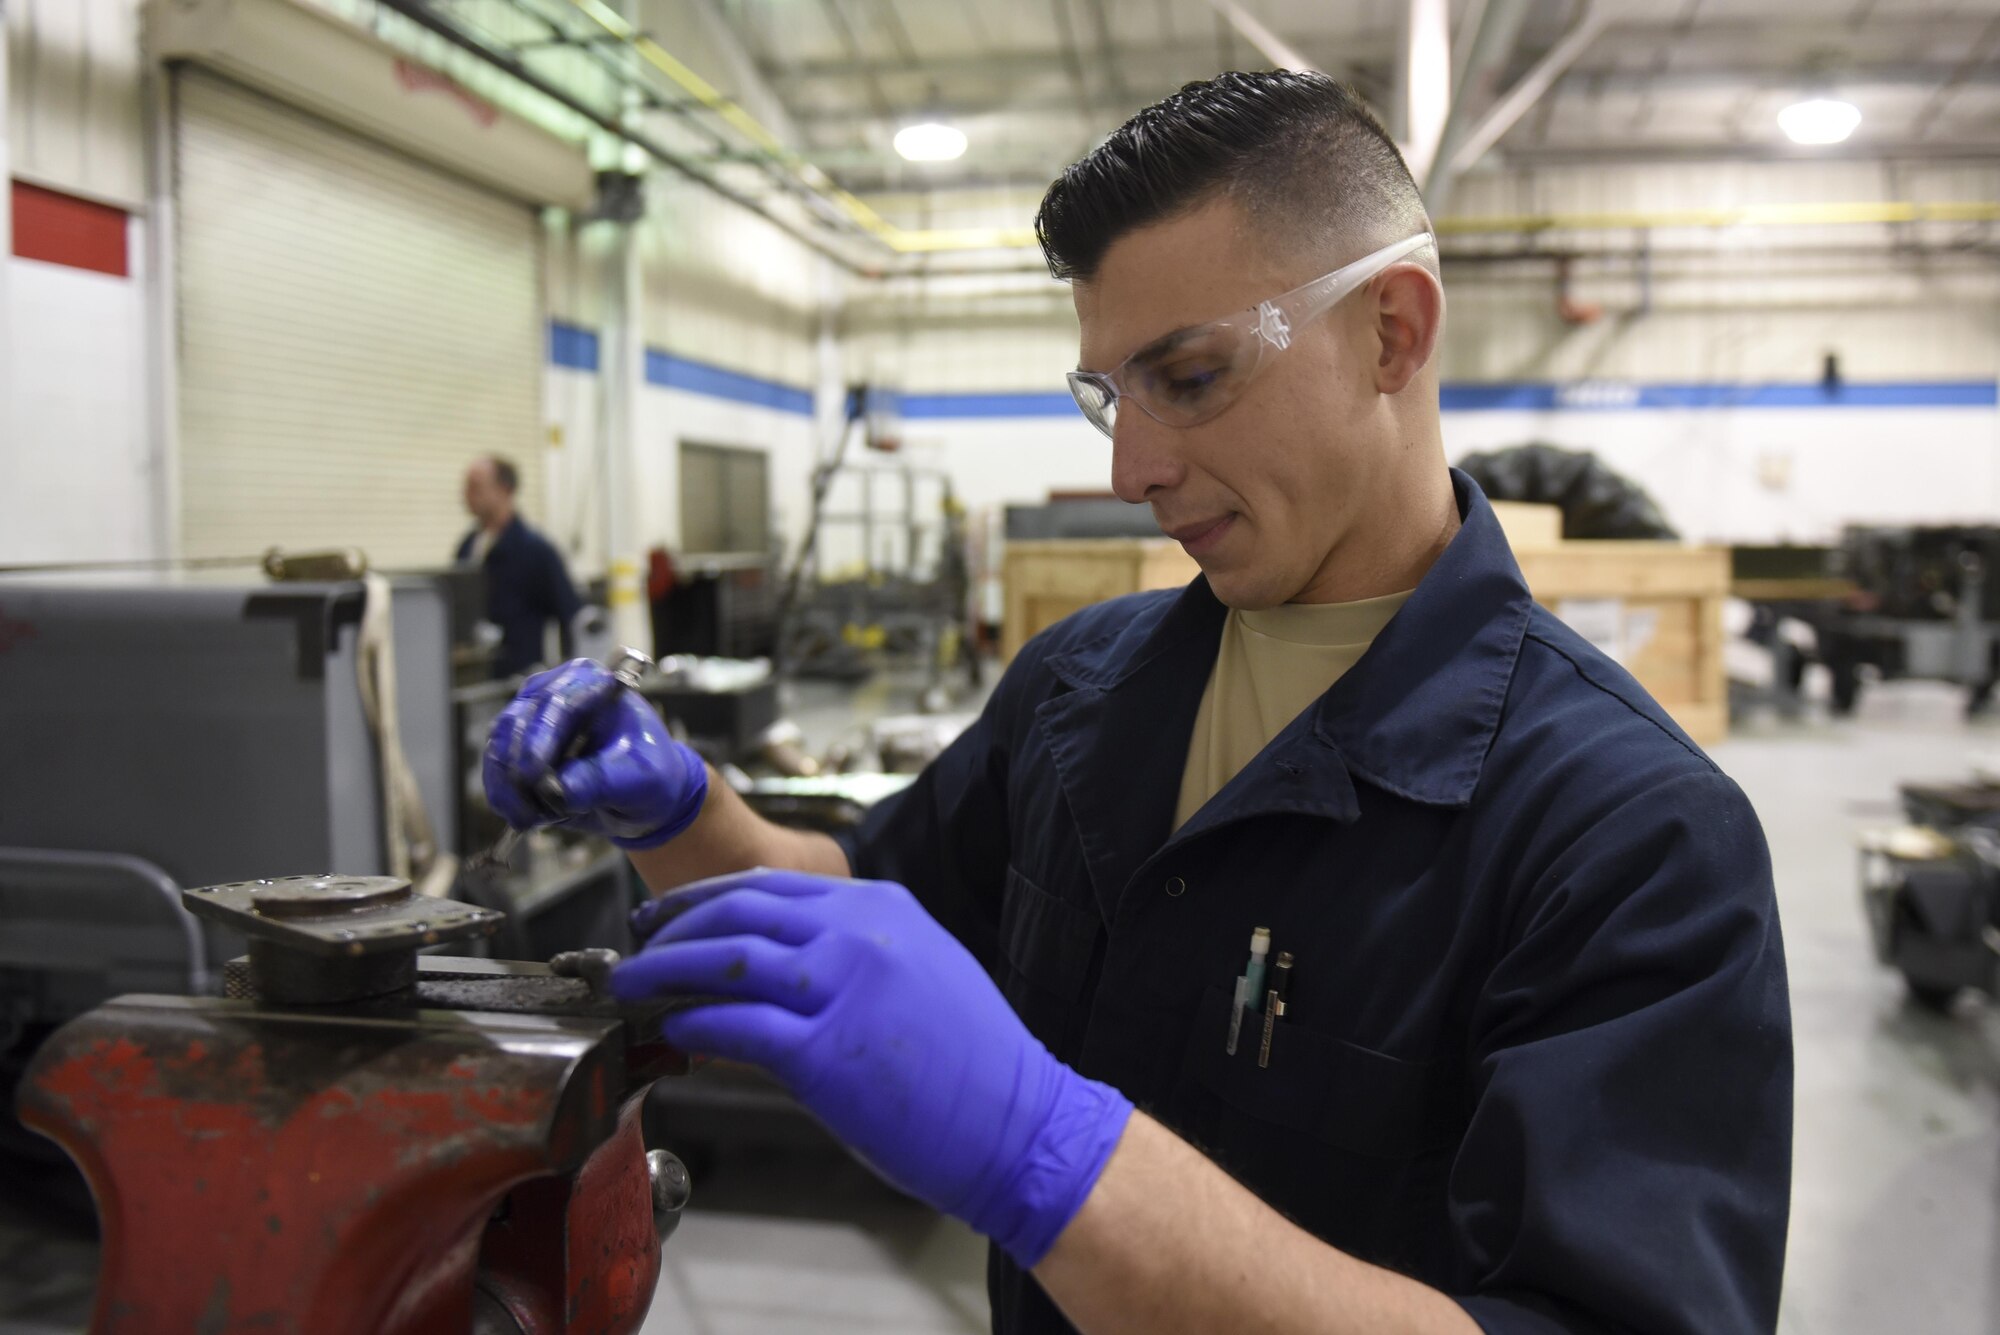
[3,0,155,566]
[849,156,2000,545]
[541,164,829,577]
[10,5,1998,568]
[6,0,145,207]
[3,0,832,573]
[0,247,154,563]
[635,387,818,559]
[887,419,1109,521]
[1441,404,2000,545]
[544,355,819,571]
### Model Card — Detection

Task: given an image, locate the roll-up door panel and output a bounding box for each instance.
[175,69,542,565]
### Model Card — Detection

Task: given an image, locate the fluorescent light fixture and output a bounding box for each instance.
[1778,98,1861,146]
[894,122,967,162]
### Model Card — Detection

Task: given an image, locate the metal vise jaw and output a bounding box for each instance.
[17,874,690,1335]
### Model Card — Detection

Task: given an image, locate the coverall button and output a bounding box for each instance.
[1164,876,1187,898]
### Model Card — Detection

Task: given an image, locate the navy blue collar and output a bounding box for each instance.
[1045,469,1532,812]
[1312,471,1534,806]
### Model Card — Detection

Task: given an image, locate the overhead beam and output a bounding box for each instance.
[1395,0,1453,180]
[1425,0,1531,210]
[768,37,1375,86]
[1911,11,2000,139]
[687,0,804,148]
[777,60,2000,136]
[1439,0,1608,192]
[1451,0,1488,87]
[1206,0,1320,73]
[768,12,2000,85]
[1083,0,1130,102]
[1048,0,1098,136]
[817,0,895,127]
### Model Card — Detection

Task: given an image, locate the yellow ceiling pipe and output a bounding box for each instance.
[1436,200,2000,234]
[884,203,2000,255]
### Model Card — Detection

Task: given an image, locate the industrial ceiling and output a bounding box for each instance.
[402,0,2000,263]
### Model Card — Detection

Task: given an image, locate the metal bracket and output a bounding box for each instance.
[183,874,501,1003]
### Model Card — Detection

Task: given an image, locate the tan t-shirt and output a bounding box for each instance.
[1173,589,1414,830]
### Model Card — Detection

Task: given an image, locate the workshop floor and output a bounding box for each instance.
[4,673,1999,1334]
[1727,682,2000,1335]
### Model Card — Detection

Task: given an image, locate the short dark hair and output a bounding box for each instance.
[1035,70,1432,283]
[486,455,520,494]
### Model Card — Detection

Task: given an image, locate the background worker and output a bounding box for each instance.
[486,73,1792,1335]
[456,454,582,678]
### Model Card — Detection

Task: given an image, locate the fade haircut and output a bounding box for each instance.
[486,455,520,495]
[1035,70,1434,284]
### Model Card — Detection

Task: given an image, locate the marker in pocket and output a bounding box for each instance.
[1225,975,1248,1056]
[1243,927,1271,1014]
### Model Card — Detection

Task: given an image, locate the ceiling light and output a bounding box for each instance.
[1778,98,1860,146]
[894,122,967,162]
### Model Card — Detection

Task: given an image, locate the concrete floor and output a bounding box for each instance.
[1726,683,2000,1335]
[5,675,2000,1333]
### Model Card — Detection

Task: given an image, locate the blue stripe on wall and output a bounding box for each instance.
[1437,384,1561,411]
[901,392,1079,419]
[548,325,1996,419]
[548,321,598,372]
[899,380,2000,418]
[1440,380,1999,411]
[548,322,812,415]
[645,350,815,415]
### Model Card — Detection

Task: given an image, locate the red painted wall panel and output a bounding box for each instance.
[10,180,128,277]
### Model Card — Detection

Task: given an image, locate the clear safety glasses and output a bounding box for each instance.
[1064,231,1435,439]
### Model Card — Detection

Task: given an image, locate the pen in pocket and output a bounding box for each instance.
[1258,951,1294,1069]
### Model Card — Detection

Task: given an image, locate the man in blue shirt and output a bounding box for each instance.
[456,455,582,678]
[484,73,1791,1335]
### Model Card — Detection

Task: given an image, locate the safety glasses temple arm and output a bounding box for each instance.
[1270,232,1438,329]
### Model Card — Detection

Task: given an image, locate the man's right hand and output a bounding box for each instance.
[482,659,710,850]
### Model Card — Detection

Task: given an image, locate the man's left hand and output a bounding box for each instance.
[612,869,1133,1267]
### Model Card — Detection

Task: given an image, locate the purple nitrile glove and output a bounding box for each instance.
[612,869,1133,1268]
[482,659,708,850]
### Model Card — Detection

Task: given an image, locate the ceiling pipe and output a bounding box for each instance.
[1434,0,1608,205]
[1424,0,1533,213]
[868,193,2000,277]
[1435,199,2000,232]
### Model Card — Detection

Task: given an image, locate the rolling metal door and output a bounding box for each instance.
[174,69,542,565]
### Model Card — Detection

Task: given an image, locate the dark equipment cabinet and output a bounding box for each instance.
[653,557,778,660]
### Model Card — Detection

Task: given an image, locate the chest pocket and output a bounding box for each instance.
[1171,982,1464,1276]
[995,864,1101,1060]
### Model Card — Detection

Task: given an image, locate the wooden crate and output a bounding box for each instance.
[1002,539,1198,658]
[1002,532,1729,747]
[1489,501,1564,550]
[1514,542,1730,747]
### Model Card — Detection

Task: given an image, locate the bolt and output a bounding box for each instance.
[646,1149,691,1244]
